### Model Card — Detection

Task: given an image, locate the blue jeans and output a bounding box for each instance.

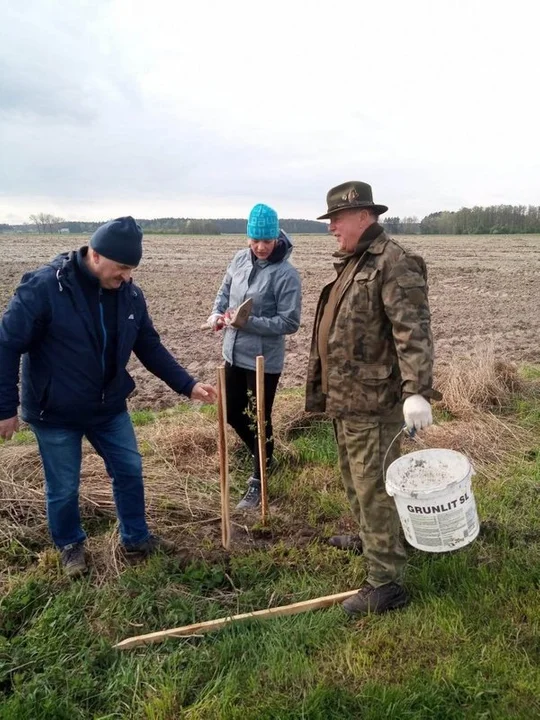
[30,412,149,548]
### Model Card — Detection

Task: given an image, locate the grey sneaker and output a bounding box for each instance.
[123,533,176,556]
[235,478,261,510]
[342,582,409,616]
[60,542,87,578]
[328,534,363,554]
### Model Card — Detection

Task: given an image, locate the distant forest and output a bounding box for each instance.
[1,216,327,235]
[382,205,540,234]
[2,205,540,235]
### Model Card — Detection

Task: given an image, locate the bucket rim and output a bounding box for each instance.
[385,448,473,498]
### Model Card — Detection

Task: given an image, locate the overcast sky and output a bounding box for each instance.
[1,0,538,224]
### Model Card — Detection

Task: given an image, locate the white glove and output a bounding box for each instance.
[206,313,224,330]
[403,394,433,431]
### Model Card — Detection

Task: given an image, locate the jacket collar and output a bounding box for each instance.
[333,222,387,261]
[54,249,135,294]
[250,230,293,266]
[75,246,101,286]
[366,227,390,255]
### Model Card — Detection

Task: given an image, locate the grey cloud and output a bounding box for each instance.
[0,2,139,123]
[0,66,98,123]
[1,1,538,224]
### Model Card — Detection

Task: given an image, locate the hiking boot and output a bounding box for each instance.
[342,582,409,616]
[60,542,87,578]
[235,478,261,510]
[328,534,363,554]
[123,533,176,556]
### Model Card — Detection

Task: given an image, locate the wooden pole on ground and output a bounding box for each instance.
[256,355,268,524]
[217,366,230,550]
[114,589,358,649]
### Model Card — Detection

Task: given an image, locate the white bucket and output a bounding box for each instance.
[385,448,480,553]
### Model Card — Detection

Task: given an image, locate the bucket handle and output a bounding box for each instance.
[383,424,417,481]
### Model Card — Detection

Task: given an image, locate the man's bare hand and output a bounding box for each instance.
[190,382,217,403]
[0,416,19,441]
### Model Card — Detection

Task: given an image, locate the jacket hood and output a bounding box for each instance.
[45,251,75,291]
[48,251,72,270]
[251,230,294,265]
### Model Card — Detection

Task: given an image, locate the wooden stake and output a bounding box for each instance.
[217,366,230,550]
[256,355,268,523]
[114,589,358,649]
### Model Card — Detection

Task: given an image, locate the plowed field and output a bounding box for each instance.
[1,232,538,410]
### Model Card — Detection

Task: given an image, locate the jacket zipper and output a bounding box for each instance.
[99,288,107,403]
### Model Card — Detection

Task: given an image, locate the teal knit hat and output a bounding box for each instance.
[247,204,279,240]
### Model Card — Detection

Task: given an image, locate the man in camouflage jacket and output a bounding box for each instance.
[306,181,440,616]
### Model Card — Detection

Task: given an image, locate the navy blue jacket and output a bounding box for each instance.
[0,251,197,427]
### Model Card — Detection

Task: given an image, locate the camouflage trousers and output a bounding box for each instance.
[334,418,407,587]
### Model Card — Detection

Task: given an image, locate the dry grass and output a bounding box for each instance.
[421,345,536,470]
[0,413,226,578]
[406,412,529,471]
[0,348,537,585]
[435,343,526,418]
[0,445,45,524]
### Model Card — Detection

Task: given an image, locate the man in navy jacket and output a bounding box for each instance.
[0,216,216,576]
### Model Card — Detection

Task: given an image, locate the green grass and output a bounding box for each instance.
[1,395,540,718]
[0,429,35,446]
[289,420,338,466]
[131,410,157,427]
[519,363,540,381]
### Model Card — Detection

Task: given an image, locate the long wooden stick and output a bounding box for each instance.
[114,589,358,649]
[217,366,230,550]
[256,355,268,523]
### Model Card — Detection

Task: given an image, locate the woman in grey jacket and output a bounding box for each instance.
[207,204,302,509]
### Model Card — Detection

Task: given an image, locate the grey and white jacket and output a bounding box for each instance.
[211,231,302,373]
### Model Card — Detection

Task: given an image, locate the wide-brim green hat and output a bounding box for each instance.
[317,181,388,220]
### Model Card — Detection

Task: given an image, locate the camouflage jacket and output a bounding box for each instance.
[305,228,439,420]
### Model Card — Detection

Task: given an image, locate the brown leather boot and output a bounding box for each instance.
[342,582,409,616]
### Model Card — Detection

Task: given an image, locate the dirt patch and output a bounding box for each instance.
[1,232,539,411]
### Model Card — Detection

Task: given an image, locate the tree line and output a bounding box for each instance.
[4,216,328,235]
[418,206,540,234]
[383,206,540,234]
[3,205,540,235]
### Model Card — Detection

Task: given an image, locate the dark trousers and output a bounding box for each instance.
[224,362,280,480]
